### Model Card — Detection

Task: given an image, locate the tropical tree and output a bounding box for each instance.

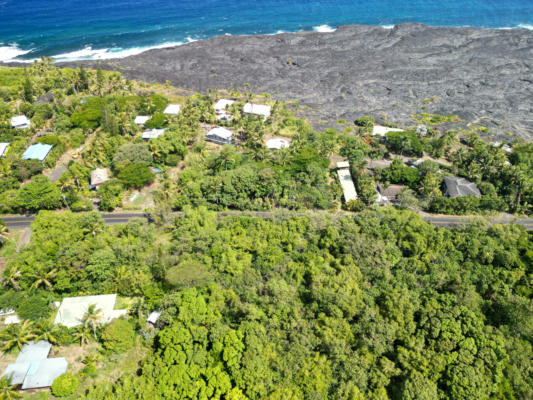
[1,267,21,291]
[83,304,103,340]
[35,320,59,345]
[0,320,36,352]
[0,223,8,245]
[29,266,57,290]
[74,326,92,346]
[0,376,22,400]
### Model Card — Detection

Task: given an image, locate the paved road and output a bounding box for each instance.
[2,211,532,231]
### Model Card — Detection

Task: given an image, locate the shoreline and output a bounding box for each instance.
[2,22,533,63]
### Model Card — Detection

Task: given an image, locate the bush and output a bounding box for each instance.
[101,319,135,353]
[386,131,423,157]
[113,143,152,170]
[144,112,167,129]
[165,153,180,167]
[13,176,63,212]
[17,293,52,320]
[70,97,105,129]
[118,164,154,189]
[97,180,124,211]
[354,115,375,128]
[51,373,78,397]
[343,199,365,212]
[10,159,44,182]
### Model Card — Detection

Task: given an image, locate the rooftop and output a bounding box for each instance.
[337,167,358,202]
[372,125,403,136]
[134,115,150,125]
[142,128,166,140]
[54,294,128,328]
[90,168,110,186]
[16,341,51,363]
[266,138,290,150]
[164,104,181,115]
[0,142,9,157]
[365,158,392,169]
[22,144,53,161]
[207,127,233,140]
[243,103,271,118]
[444,176,481,198]
[214,99,235,111]
[11,115,31,128]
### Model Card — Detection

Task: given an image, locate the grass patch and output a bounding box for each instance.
[411,113,461,125]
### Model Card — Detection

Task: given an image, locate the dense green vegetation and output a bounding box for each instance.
[0,209,531,399]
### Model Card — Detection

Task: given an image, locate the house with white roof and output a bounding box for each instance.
[11,115,31,129]
[142,128,166,140]
[54,294,128,328]
[336,161,358,202]
[163,104,181,115]
[134,116,150,125]
[206,127,233,145]
[243,103,271,120]
[0,143,9,158]
[372,125,403,136]
[266,138,290,150]
[3,340,68,391]
[214,99,235,121]
[90,168,110,189]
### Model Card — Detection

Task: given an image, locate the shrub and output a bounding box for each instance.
[101,319,135,353]
[144,112,167,129]
[343,199,365,212]
[118,163,154,189]
[70,97,105,129]
[17,293,52,320]
[10,159,44,182]
[112,143,152,170]
[13,176,63,212]
[165,153,180,167]
[97,180,124,211]
[354,115,375,128]
[51,373,78,397]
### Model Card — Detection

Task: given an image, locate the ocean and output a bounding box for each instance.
[1,0,532,63]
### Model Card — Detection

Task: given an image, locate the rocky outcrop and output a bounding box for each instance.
[68,24,533,139]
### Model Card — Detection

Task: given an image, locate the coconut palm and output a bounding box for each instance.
[0,376,21,400]
[0,224,8,244]
[0,320,36,352]
[74,326,92,346]
[83,304,103,340]
[1,266,21,291]
[29,266,57,290]
[34,320,59,345]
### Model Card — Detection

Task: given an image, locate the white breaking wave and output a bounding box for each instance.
[0,44,33,62]
[313,24,336,33]
[381,25,395,29]
[517,24,533,30]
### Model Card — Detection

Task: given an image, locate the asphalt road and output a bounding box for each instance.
[2,212,532,231]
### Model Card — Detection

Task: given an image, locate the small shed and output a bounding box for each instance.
[11,115,31,129]
[164,104,181,115]
[266,138,290,150]
[214,99,235,113]
[22,144,53,161]
[0,142,9,158]
[134,116,150,125]
[206,127,233,145]
[142,128,165,140]
[377,184,405,204]
[372,125,403,136]
[365,158,392,170]
[443,177,481,198]
[90,168,110,189]
[243,103,271,119]
[4,315,21,325]
[147,311,161,325]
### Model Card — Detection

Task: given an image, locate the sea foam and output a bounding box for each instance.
[0,44,32,62]
[313,24,336,33]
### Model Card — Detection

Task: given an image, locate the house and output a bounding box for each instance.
[364,158,392,170]
[377,184,405,204]
[3,340,68,390]
[336,161,358,202]
[147,311,161,325]
[11,115,31,129]
[0,143,9,158]
[21,144,53,161]
[266,138,290,150]
[214,99,235,113]
[54,294,128,328]
[163,104,181,115]
[134,116,150,125]
[243,103,271,120]
[372,125,403,136]
[142,128,165,140]
[443,176,481,198]
[206,127,233,145]
[90,168,110,189]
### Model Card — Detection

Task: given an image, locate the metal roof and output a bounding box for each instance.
[444,176,481,198]
[164,104,181,115]
[142,128,165,139]
[266,138,290,150]
[90,168,110,186]
[16,341,51,363]
[21,358,68,390]
[243,103,271,118]
[22,144,53,161]
[11,115,31,128]
[337,168,358,202]
[54,294,127,328]
[134,115,150,125]
[207,127,232,140]
[0,143,9,157]
[214,99,235,111]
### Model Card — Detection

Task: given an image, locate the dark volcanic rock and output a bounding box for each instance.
[66,24,533,139]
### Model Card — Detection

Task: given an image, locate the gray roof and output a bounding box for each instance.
[16,341,51,363]
[377,184,405,199]
[21,358,68,389]
[444,176,481,198]
[4,362,30,385]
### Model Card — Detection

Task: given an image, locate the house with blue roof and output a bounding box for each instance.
[21,144,53,161]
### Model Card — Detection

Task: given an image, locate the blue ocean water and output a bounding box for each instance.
[1,0,532,62]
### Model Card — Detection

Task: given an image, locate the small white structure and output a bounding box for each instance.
[142,128,166,140]
[0,143,9,158]
[336,161,358,202]
[163,104,181,115]
[147,311,161,325]
[54,294,128,328]
[134,116,150,125]
[243,103,271,119]
[214,99,235,113]
[372,125,403,136]
[90,168,110,189]
[266,138,290,150]
[4,315,21,325]
[490,141,512,154]
[11,115,31,129]
[206,127,233,145]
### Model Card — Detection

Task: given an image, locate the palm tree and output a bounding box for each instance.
[74,326,92,346]
[0,224,8,244]
[29,266,57,290]
[0,376,21,400]
[34,320,59,345]
[0,320,35,352]
[1,266,21,291]
[83,304,103,340]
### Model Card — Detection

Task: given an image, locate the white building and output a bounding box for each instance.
[134,116,150,125]
[11,115,31,129]
[214,99,235,113]
[243,103,271,119]
[336,161,358,202]
[0,143,9,158]
[206,127,233,145]
[54,294,128,328]
[142,128,166,140]
[90,168,110,189]
[372,125,403,136]
[163,104,181,115]
[266,138,290,150]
